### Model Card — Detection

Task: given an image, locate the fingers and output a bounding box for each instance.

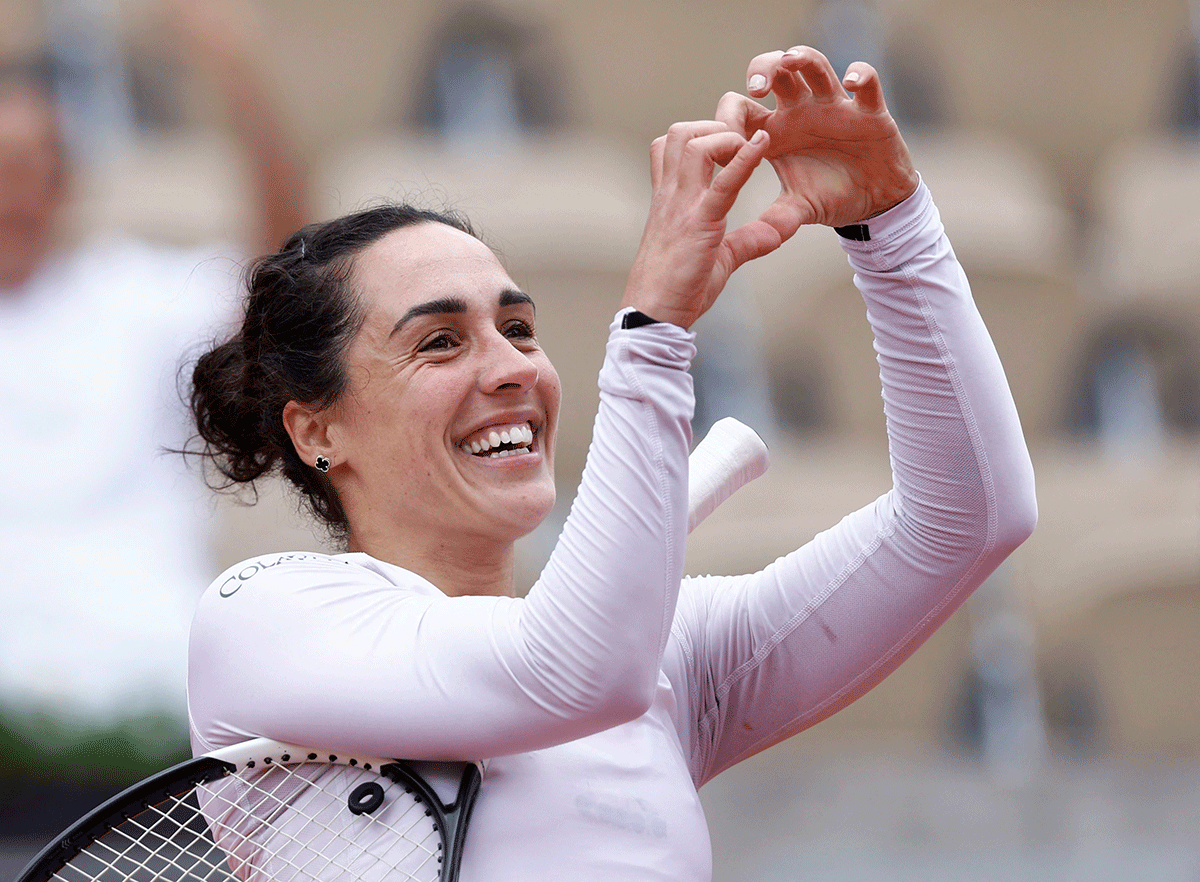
[715,90,771,140]
[722,218,786,274]
[707,129,769,218]
[650,120,728,189]
[744,46,886,112]
[689,130,781,275]
[650,120,765,212]
[624,122,773,328]
[745,50,810,105]
[841,61,887,114]
[660,120,734,189]
[649,135,665,189]
[756,193,809,243]
[778,46,843,104]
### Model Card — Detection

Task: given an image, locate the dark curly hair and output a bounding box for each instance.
[187,203,477,539]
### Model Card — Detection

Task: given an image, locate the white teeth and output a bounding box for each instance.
[463,423,535,456]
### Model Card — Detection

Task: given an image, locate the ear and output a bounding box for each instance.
[282,400,338,471]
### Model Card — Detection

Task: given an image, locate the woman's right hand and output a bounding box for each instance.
[620,121,790,330]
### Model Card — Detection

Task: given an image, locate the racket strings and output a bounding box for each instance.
[48,761,450,882]
[49,792,238,882]
[205,761,446,882]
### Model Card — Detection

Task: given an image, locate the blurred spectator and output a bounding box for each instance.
[0,0,305,830]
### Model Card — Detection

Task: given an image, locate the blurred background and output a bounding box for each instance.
[1,0,1197,879]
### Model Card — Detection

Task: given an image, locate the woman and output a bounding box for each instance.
[186,48,1036,880]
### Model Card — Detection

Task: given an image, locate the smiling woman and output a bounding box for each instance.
[182,46,1037,882]
[190,204,486,540]
[277,221,561,593]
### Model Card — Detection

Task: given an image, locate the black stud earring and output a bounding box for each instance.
[314,455,330,473]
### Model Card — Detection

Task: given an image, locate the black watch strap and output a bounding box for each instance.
[621,310,661,329]
[834,223,871,242]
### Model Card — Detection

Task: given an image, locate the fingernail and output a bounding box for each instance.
[748,74,767,92]
[844,72,860,84]
[751,129,768,143]
[783,46,803,56]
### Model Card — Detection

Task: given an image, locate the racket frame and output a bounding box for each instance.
[15,740,481,882]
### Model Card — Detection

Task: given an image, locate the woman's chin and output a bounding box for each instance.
[506,488,557,540]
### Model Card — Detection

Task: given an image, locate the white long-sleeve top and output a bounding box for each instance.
[187,181,1037,881]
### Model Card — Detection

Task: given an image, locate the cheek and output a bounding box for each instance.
[370,371,457,430]
[537,359,563,465]
[537,359,563,419]
[537,352,562,400]
[340,389,426,458]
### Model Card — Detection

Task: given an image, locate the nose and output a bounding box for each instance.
[479,332,540,394]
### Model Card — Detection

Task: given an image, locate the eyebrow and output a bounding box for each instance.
[390,289,534,337]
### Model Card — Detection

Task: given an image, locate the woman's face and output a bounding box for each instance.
[327,221,561,555]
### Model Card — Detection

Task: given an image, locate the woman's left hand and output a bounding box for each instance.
[716,46,919,237]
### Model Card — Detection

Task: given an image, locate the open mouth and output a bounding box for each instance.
[461,422,535,458]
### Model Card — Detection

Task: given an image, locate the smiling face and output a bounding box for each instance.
[310,221,561,576]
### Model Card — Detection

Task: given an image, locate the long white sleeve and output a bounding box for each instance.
[665,180,1038,784]
[187,317,696,761]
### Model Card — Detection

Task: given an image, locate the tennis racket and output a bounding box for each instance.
[15,419,768,882]
[15,740,482,882]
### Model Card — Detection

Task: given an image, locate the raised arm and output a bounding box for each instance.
[665,49,1037,783]
[166,0,308,251]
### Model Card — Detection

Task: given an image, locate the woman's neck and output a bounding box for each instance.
[346,529,517,598]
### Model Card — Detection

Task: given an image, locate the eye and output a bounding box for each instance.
[502,319,536,342]
[418,330,459,352]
